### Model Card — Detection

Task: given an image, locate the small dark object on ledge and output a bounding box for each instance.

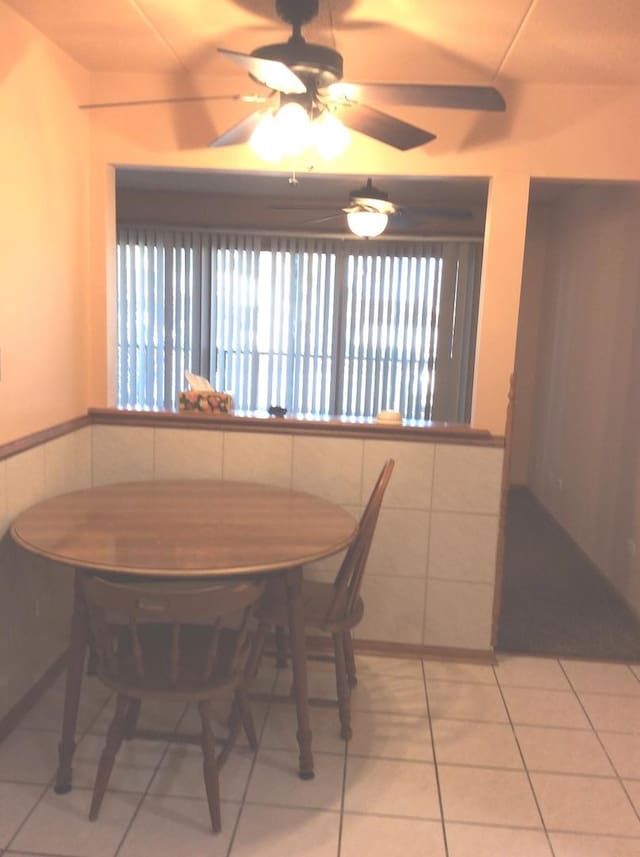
[268,405,287,418]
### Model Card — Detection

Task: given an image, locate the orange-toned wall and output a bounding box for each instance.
[0,3,90,445]
[86,77,640,435]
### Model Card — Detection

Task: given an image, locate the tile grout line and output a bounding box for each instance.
[421,658,450,857]
[557,660,640,829]
[491,660,558,857]
[226,664,280,857]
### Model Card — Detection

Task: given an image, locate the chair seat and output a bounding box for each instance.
[257,579,364,634]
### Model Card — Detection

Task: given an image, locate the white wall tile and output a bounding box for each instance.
[5,446,46,521]
[432,445,503,513]
[367,507,430,578]
[92,425,154,485]
[154,428,223,480]
[357,575,426,645]
[292,436,363,505]
[223,431,292,488]
[44,427,92,498]
[428,511,499,583]
[424,579,494,650]
[362,440,435,509]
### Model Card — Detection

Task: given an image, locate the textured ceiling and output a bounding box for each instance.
[6,0,640,85]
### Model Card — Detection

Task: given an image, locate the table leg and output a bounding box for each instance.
[54,570,89,794]
[284,566,314,780]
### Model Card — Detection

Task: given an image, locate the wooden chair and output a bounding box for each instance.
[247,459,395,740]
[81,575,263,833]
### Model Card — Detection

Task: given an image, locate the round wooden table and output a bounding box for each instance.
[11,480,357,788]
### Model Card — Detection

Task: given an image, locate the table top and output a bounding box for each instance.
[10,480,357,577]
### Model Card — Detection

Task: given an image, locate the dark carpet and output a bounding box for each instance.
[496,488,640,661]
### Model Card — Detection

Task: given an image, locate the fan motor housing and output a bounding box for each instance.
[252,41,343,88]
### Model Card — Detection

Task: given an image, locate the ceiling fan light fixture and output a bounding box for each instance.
[249,111,283,162]
[312,111,350,160]
[347,210,389,238]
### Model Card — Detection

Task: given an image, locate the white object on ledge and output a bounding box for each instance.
[185,370,214,392]
[376,410,403,425]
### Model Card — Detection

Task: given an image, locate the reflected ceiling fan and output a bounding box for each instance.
[80,0,505,155]
[272,178,474,237]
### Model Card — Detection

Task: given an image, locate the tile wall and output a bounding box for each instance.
[0,423,503,721]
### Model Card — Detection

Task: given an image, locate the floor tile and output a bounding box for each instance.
[432,718,522,768]
[495,656,570,690]
[149,744,253,802]
[515,725,614,775]
[88,698,187,736]
[18,679,111,734]
[245,749,344,811]
[599,732,640,779]
[341,813,446,857]
[561,661,640,695]
[427,680,508,722]
[0,729,60,784]
[72,734,168,793]
[0,782,44,848]
[624,779,640,814]
[177,699,269,748]
[356,654,425,681]
[344,756,439,819]
[117,794,240,856]
[500,686,591,728]
[446,822,553,856]
[348,710,433,761]
[550,831,640,856]
[423,660,497,685]
[531,771,640,835]
[438,765,541,827]
[579,693,640,733]
[231,804,340,857]
[10,787,140,857]
[260,703,345,755]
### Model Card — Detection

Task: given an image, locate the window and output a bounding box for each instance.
[116,227,481,421]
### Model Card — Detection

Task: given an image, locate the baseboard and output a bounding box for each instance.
[0,651,68,743]
[305,634,496,665]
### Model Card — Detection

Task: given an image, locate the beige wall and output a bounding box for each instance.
[518,184,640,611]
[0,3,90,445]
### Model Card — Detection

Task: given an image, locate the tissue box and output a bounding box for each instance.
[178,391,233,414]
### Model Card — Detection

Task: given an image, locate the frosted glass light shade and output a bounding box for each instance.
[346,210,389,238]
[249,112,283,162]
[313,112,350,160]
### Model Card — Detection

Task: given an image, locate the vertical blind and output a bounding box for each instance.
[117,227,481,421]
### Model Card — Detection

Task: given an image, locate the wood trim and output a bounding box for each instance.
[304,634,496,665]
[0,416,91,463]
[0,650,68,742]
[491,374,515,647]
[89,408,505,447]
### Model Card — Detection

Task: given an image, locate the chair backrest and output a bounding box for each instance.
[82,575,263,691]
[326,459,395,625]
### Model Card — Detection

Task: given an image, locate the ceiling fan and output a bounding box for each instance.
[214,0,506,152]
[80,0,506,154]
[272,178,474,237]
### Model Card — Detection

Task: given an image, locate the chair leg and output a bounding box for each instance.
[245,621,269,682]
[123,698,141,739]
[198,700,222,834]
[274,625,288,668]
[89,694,129,821]
[332,633,352,741]
[342,630,358,688]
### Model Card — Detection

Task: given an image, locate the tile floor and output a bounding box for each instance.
[2,653,640,856]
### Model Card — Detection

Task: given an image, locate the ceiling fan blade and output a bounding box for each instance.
[301,214,344,225]
[210,110,265,147]
[79,93,268,110]
[327,83,505,112]
[218,48,307,94]
[334,103,436,151]
[269,204,336,211]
